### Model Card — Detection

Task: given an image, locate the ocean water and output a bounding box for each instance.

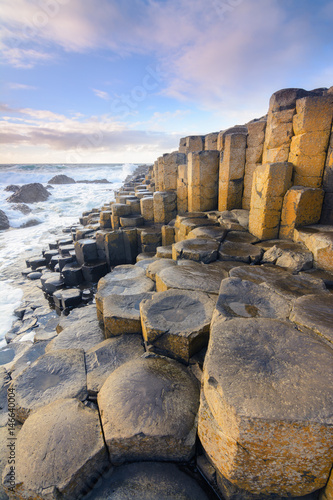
[0,163,137,348]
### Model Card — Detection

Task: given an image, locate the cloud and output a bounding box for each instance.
[92,89,110,101]
[7,82,37,90]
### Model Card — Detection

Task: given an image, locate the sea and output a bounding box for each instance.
[0,163,138,348]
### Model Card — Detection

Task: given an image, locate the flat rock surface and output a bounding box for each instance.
[103,292,155,336]
[223,231,259,244]
[98,355,199,463]
[186,226,228,242]
[172,239,219,264]
[140,289,216,362]
[2,398,109,499]
[229,264,291,284]
[290,294,333,345]
[87,462,209,500]
[46,312,104,352]
[219,241,263,263]
[85,335,145,395]
[10,349,87,422]
[156,261,226,294]
[9,340,49,379]
[199,317,333,496]
[214,278,291,321]
[146,258,177,280]
[0,341,33,372]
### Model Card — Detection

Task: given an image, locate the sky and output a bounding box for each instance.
[0,0,333,164]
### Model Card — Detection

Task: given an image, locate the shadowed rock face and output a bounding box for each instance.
[87,462,210,500]
[6,183,50,203]
[2,398,109,500]
[98,355,200,464]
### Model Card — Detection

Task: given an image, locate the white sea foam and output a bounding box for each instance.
[0,163,138,345]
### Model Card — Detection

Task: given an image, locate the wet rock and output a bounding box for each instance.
[27,271,42,280]
[9,349,87,423]
[156,261,225,294]
[219,241,263,263]
[26,255,47,270]
[11,203,31,214]
[140,289,216,363]
[85,335,145,396]
[42,275,65,294]
[0,210,9,230]
[4,184,20,192]
[103,293,154,337]
[0,342,33,372]
[19,218,41,228]
[98,356,200,463]
[2,398,109,500]
[290,294,333,345]
[214,277,291,321]
[172,239,219,263]
[48,174,76,184]
[88,462,209,500]
[199,317,333,496]
[6,183,50,203]
[46,310,104,352]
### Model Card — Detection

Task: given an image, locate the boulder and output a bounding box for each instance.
[103,292,154,337]
[87,462,209,500]
[156,261,226,295]
[85,335,145,396]
[98,356,200,463]
[261,241,313,272]
[199,317,333,496]
[214,277,290,321]
[48,174,76,184]
[0,210,9,230]
[140,289,216,363]
[290,294,333,345]
[2,398,109,499]
[9,349,87,423]
[172,239,219,263]
[6,183,50,203]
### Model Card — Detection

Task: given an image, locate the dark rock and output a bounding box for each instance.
[0,210,9,230]
[48,174,76,184]
[27,271,42,280]
[77,178,111,183]
[11,203,31,214]
[19,218,41,228]
[62,262,84,286]
[60,288,82,309]
[4,184,20,192]
[26,256,47,270]
[82,261,108,283]
[6,183,50,203]
[75,238,98,265]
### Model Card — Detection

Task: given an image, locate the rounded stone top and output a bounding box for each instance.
[97,265,145,289]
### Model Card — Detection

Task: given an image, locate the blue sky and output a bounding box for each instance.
[1,0,333,164]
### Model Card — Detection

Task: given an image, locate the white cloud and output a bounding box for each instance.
[7,82,37,90]
[92,89,110,101]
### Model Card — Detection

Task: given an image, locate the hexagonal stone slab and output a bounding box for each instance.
[223,230,259,244]
[156,261,225,295]
[229,264,291,284]
[0,341,32,372]
[85,335,145,396]
[103,292,154,337]
[199,317,333,496]
[98,356,199,464]
[146,258,177,281]
[172,239,219,263]
[140,289,215,363]
[290,294,333,345]
[214,278,290,321]
[2,398,109,499]
[187,226,228,242]
[87,462,209,500]
[9,349,87,422]
[46,311,104,353]
[219,241,263,263]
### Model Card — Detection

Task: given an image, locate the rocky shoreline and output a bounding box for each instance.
[1,87,333,500]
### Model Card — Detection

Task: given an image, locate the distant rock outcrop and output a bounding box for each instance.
[0,210,9,230]
[48,174,76,184]
[77,178,111,184]
[6,183,50,203]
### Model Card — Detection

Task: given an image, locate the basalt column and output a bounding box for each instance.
[218,133,247,211]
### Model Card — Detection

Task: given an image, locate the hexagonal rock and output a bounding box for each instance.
[172,239,219,263]
[98,356,200,464]
[261,241,313,272]
[219,241,263,263]
[0,341,32,372]
[214,278,290,321]
[85,335,145,396]
[140,289,216,363]
[187,226,227,242]
[223,230,259,244]
[146,258,177,281]
[229,264,292,284]
[2,398,109,500]
[290,294,333,345]
[103,292,154,337]
[9,349,87,423]
[155,245,173,258]
[156,261,225,294]
[199,318,333,496]
[87,462,209,500]
[46,311,104,352]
